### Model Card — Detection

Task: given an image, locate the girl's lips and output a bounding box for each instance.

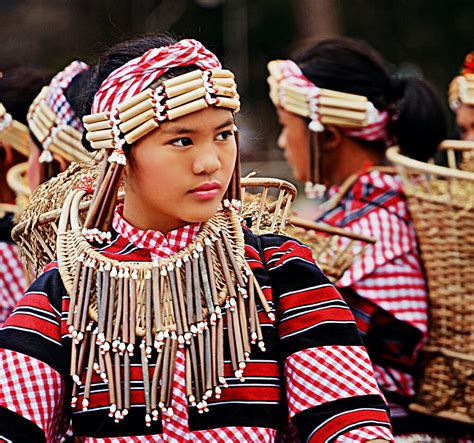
[189,182,221,200]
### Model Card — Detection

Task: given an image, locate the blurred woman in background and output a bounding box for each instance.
[266,37,473,440]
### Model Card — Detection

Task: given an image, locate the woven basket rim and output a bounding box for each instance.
[386,145,474,181]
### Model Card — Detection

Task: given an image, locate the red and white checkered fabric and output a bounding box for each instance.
[112,205,200,259]
[270,59,389,142]
[91,39,221,114]
[0,349,65,442]
[45,60,89,132]
[284,345,382,418]
[0,242,28,325]
[336,425,394,442]
[336,172,428,334]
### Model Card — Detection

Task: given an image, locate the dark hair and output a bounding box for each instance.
[79,33,201,153]
[293,37,448,161]
[0,67,53,124]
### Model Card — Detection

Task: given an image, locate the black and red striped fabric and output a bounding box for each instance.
[0,225,393,442]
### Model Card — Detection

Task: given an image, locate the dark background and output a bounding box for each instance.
[1,0,472,195]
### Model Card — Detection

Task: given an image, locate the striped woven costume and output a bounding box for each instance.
[0,210,393,442]
[318,169,428,425]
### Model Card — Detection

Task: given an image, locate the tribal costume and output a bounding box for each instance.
[318,169,428,425]
[0,38,393,442]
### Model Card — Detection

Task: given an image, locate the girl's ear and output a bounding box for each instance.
[321,125,344,152]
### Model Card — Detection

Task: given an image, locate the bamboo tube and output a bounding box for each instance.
[231,301,245,366]
[84,119,112,132]
[321,88,367,102]
[152,265,161,335]
[120,98,155,123]
[198,251,214,314]
[185,348,194,403]
[166,99,208,120]
[73,260,90,333]
[141,343,152,426]
[84,161,115,228]
[174,263,189,334]
[151,344,164,416]
[168,266,184,337]
[211,69,234,79]
[248,273,257,344]
[166,87,206,110]
[124,118,159,145]
[122,269,130,345]
[104,351,116,416]
[189,338,201,401]
[283,103,310,118]
[86,128,114,142]
[165,79,204,99]
[159,338,171,409]
[220,232,245,288]
[213,86,237,98]
[225,310,238,372]
[112,269,124,346]
[319,96,368,112]
[97,262,111,344]
[91,139,114,150]
[145,270,153,348]
[165,340,178,411]
[124,352,130,413]
[117,89,154,113]
[129,272,137,347]
[163,70,202,89]
[74,331,90,385]
[119,108,155,134]
[215,97,240,110]
[67,253,85,324]
[320,115,366,128]
[253,276,274,320]
[204,240,219,306]
[238,295,250,357]
[38,101,56,122]
[83,112,110,124]
[184,257,194,326]
[55,129,82,149]
[29,119,48,143]
[204,329,212,397]
[79,261,95,333]
[215,239,238,299]
[35,108,54,130]
[113,352,122,420]
[95,164,124,230]
[320,107,366,122]
[211,77,235,88]
[106,267,117,342]
[216,316,225,386]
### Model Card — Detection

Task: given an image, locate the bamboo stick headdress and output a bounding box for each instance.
[27,61,93,164]
[0,102,29,157]
[268,59,390,198]
[83,39,241,235]
[449,51,474,111]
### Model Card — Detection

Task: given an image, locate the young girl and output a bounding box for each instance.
[267,38,469,439]
[0,35,393,442]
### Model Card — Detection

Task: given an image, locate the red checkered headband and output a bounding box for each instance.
[27,61,92,164]
[267,59,389,143]
[84,39,240,164]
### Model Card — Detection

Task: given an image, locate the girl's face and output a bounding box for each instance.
[123,106,237,233]
[277,108,310,182]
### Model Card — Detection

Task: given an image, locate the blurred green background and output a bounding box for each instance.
[1,0,472,208]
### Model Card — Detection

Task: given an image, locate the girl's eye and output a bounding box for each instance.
[216,130,234,141]
[171,137,193,147]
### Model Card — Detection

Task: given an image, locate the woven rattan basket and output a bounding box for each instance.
[286,216,376,283]
[438,139,474,173]
[386,145,474,425]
